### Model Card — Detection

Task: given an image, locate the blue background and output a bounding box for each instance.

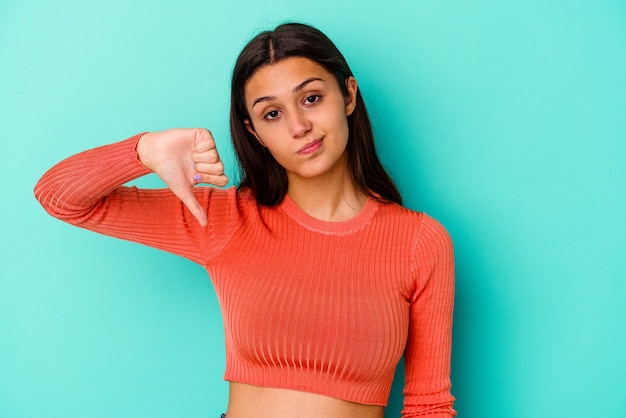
[1,1,625,417]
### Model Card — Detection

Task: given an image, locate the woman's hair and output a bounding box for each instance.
[230,22,402,206]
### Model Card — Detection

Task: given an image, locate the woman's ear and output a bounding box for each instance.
[344,76,358,116]
[244,119,266,146]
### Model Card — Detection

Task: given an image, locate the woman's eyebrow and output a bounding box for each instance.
[293,77,323,93]
[252,77,324,108]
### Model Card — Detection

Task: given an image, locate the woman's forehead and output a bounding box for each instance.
[244,57,334,101]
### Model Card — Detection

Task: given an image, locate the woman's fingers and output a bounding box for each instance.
[192,132,221,164]
[194,160,225,175]
[192,150,220,164]
[194,172,229,187]
[193,160,228,186]
[192,129,227,186]
[194,128,217,153]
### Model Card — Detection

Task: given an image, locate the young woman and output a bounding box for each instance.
[35,23,456,418]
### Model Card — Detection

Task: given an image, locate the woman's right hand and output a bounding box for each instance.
[137,128,228,227]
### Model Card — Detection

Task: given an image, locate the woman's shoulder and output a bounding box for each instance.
[377,201,451,244]
[375,200,425,222]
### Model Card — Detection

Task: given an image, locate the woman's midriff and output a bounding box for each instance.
[225,382,385,418]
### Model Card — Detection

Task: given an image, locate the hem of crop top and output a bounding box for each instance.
[222,376,388,407]
[278,194,380,236]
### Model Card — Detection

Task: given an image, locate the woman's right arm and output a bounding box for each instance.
[34,129,233,264]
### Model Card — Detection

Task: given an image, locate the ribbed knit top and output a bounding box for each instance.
[34,134,456,417]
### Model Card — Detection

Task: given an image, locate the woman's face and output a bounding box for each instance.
[244,57,357,183]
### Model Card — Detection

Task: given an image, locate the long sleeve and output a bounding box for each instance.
[402,214,456,417]
[34,133,242,265]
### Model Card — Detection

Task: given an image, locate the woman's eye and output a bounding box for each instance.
[264,110,280,120]
[304,95,320,104]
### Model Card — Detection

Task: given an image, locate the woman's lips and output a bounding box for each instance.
[298,138,323,155]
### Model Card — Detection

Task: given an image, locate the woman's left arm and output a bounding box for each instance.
[402,214,457,418]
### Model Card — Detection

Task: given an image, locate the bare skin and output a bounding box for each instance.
[136,58,379,416]
[226,383,384,418]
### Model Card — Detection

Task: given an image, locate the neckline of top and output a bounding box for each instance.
[279,194,380,235]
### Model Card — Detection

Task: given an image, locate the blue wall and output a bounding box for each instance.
[1,1,624,417]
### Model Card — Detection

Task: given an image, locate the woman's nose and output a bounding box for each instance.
[287,110,312,138]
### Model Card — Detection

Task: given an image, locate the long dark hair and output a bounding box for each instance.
[230,22,402,206]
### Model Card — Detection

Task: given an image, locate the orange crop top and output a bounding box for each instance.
[35,134,456,417]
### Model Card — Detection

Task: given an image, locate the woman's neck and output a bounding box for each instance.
[286,166,368,222]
